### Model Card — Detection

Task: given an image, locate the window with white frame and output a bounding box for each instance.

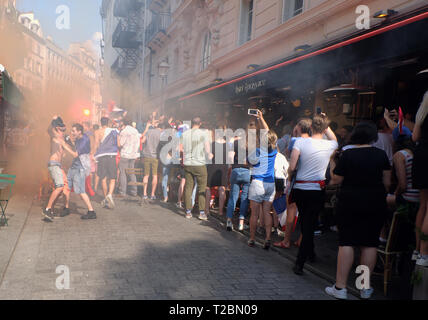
[200,31,211,71]
[283,0,304,23]
[239,0,254,45]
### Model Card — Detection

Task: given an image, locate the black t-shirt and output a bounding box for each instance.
[210,141,227,166]
[333,147,391,191]
[232,139,249,169]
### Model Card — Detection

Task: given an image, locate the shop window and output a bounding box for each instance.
[283,0,304,23]
[200,32,211,71]
[239,0,254,45]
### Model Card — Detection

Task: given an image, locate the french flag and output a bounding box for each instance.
[398,106,404,134]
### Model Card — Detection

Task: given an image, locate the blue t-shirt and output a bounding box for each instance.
[248,147,277,183]
[71,134,91,169]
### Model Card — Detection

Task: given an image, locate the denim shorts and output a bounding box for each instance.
[248,179,276,203]
[48,163,65,188]
[67,167,86,194]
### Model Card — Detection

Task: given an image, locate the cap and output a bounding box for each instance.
[392,125,412,142]
[51,116,66,128]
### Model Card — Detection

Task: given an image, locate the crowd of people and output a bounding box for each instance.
[42,90,428,300]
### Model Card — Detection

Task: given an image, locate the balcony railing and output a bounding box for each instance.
[148,0,167,12]
[145,12,171,45]
[112,21,141,49]
[111,56,133,77]
[113,0,145,17]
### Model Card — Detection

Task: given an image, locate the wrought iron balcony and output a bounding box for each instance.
[112,21,141,49]
[145,12,171,46]
[113,0,145,17]
[111,56,133,77]
[148,0,168,12]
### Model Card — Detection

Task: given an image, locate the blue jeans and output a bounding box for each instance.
[162,165,171,199]
[226,167,250,219]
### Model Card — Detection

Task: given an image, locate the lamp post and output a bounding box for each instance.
[158,60,170,114]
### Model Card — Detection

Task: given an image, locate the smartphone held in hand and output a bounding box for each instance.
[248,109,258,116]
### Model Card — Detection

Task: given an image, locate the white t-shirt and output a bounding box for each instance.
[274,152,289,181]
[119,125,141,159]
[372,132,393,165]
[181,128,211,166]
[293,137,338,191]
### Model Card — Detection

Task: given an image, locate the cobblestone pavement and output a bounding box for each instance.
[0,194,347,300]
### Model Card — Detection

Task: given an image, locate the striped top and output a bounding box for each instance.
[399,150,419,203]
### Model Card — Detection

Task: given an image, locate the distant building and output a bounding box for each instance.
[101,1,428,126]
[100,0,146,121]
[0,1,103,124]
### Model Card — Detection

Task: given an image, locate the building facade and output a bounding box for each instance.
[13,12,46,95]
[100,0,146,121]
[99,0,428,127]
[1,1,103,125]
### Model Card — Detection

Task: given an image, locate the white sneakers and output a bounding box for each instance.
[325,285,374,300]
[325,285,348,300]
[416,256,428,267]
[360,288,374,299]
[106,194,115,209]
[412,250,421,261]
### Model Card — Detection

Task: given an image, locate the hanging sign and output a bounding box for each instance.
[234,79,267,95]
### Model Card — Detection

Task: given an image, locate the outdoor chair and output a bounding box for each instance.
[376,210,409,296]
[0,174,16,226]
[125,168,145,205]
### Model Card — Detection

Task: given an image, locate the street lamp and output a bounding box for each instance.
[158,61,170,79]
[158,60,170,114]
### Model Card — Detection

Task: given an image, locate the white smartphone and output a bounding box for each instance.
[248,109,258,116]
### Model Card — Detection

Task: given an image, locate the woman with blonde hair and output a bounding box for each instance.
[247,110,278,249]
[412,90,428,266]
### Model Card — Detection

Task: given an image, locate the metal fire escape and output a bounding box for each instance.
[111,0,145,77]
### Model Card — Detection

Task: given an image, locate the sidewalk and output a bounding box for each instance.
[0,194,34,284]
[207,209,415,300]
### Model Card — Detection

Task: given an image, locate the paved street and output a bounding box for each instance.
[0,194,343,300]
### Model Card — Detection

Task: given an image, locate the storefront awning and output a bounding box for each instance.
[177,9,428,102]
[0,71,23,108]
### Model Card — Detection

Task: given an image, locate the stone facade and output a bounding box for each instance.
[140,0,428,115]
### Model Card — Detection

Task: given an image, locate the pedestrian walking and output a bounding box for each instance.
[206,126,228,216]
[325,121,391,299]
[181,117,212,220]
[275,118,311,249]
[225,121,253,231]
[42,116,69,221]
[94,117,119,209]
[57,123,96,220]
[412,90,428,267]
[288,113,338,275]
[247,110,278,249]
[141,120,162,200]
[118,117,141,198]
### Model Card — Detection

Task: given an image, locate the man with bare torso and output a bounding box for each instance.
[42,116,70,221]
